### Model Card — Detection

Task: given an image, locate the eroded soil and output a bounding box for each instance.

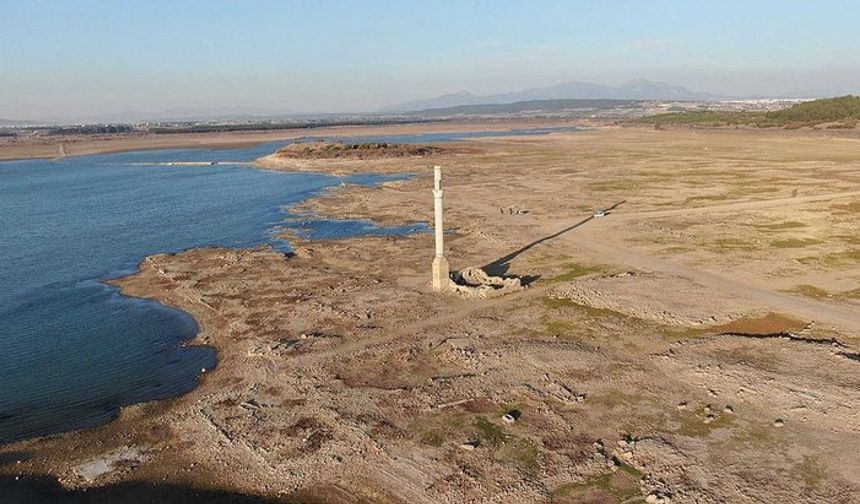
[2,127,859,503]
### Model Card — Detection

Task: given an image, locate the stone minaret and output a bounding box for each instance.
[431,165,450,291]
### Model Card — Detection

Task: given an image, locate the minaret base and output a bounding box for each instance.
[432,255,450,291]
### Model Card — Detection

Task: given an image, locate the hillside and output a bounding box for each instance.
[386,79,718,112]
[638,95,860,129]
[410,98,643,117]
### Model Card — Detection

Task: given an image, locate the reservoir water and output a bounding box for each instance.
[0,127,576,444]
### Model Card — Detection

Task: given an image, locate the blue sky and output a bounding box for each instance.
[2,0,859,119]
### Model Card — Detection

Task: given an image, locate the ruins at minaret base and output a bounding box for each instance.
[430,164,521,296]
[432,255,450,291]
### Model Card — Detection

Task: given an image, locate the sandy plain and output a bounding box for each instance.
[2,126,859,503]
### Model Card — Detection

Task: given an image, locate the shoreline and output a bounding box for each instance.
[1,151,431,446]
[4,127,860,502]
[0,118,582,162]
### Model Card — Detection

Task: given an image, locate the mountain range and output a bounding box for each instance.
[384,78,720,112]
[406,99,644,117]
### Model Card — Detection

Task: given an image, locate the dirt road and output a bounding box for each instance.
[532,212,860,334]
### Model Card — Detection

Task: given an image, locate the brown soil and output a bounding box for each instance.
[714,313,808,335]
[2,126,860,504]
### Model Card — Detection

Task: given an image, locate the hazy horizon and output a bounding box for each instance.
[2,0,860,121]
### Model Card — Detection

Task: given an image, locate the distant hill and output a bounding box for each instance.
[638,95,860,129]
[385,79,719,112]
[410,98,644,117]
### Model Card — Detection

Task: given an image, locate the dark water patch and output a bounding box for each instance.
[0,474,294,504]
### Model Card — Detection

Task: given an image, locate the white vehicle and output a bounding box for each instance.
[592,209,606,218]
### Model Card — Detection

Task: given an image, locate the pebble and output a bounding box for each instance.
[723,405,734,414]
[646,492,672,504]
[459,441,479,451]
[774,419,785,427]
[676,402,688,410]
[501,413,516,424]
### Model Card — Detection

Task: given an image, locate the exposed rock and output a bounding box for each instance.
[459,441,479,451]
[501,410,521,424]
[71,446,150,483]
[448,267,524,298]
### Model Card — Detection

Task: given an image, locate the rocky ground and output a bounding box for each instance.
[2,126,859,503]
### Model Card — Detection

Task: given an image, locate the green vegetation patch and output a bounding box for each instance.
[711,237,758,252]
[638,95,860,128]
[671,405,734,437]
[797,248,860,268]
[550,262,607,282]
[551,462,642,503]
[732,422,777,447]
[770,238,822,249]
[790,456,828,493]
[659,325,709,341]
[788,284,860,301]
[827,121,858,129]
[499,438,542,475]
[588,179,638,192]
[684,193,732,205]
[588,389,642,409]
[832,202,860,214]
[411,410,543,475]
[473,415,507,447]
[409,411,469,447]
[786,284,832,300]
[660,245,693,255]
[752,221,807,230]
[843,288,860,299]
[539,297,629,342]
